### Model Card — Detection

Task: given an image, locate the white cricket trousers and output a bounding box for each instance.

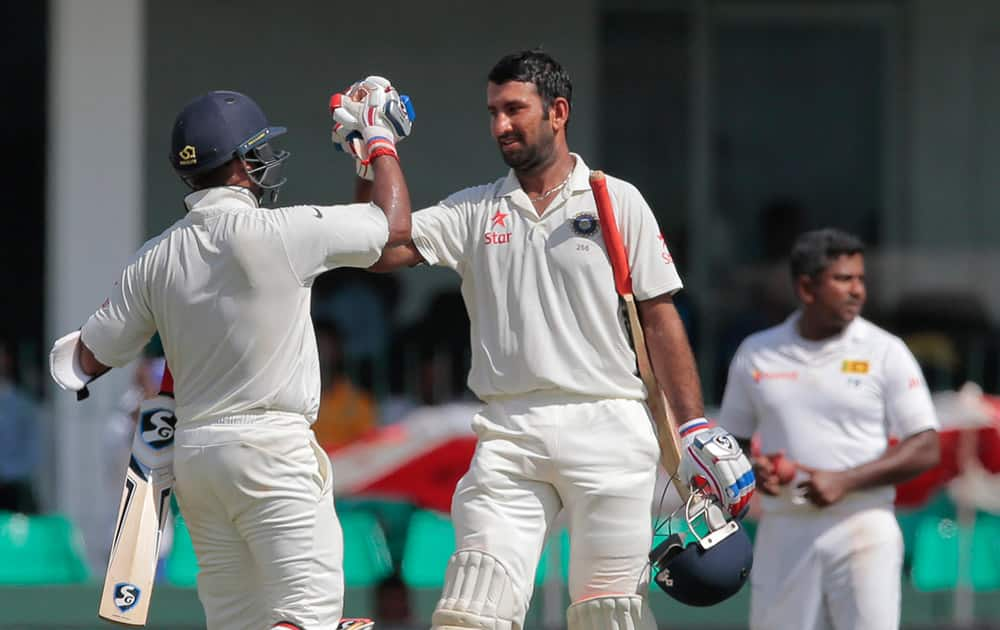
[174,414,342,630]
[440,391,660,627]
[750,506,903,630]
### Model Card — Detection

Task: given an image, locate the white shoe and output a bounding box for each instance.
[337,619,375,630]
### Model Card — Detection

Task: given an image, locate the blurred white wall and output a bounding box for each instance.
[908,0,1000,248]
[45,0,144,570]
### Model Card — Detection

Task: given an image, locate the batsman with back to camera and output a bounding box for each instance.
[718,229,941,630]
[331,51,756,630]
[48,86,414,629]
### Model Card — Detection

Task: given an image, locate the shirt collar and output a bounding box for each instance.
[495,153,590,199]
[785,309,868,346]
[184,186,260,212]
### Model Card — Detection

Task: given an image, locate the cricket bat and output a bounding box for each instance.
[99,367,177,626]
[590,171,689,499]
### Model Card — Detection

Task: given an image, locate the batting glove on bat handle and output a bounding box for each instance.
[330,120,373,181]
[677,418,756,519]
[346,75,415,142]
[330,93,402,166]
[331,79,415,144]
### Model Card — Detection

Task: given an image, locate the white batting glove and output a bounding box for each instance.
[345,75,415,143]
[330,121,373,181]
[330,91,399,166]
[678,418,755,519]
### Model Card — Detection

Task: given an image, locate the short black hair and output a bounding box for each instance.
[488,49,572,116]
[789,228,865,279]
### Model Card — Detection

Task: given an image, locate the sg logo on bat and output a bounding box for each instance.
[113,582,141,612]
[140,406,176,450]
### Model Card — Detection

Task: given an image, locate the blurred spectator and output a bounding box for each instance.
[313,268,400,394]
[312,319,378,451]
[891,291,995,391]
[381,290,473,425]
[373,572,411,629]
[713,198,806,400]
[0,334,40,513]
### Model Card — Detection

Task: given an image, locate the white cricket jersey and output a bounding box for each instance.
[718,311,939,514]
[81,186,389,425]
[411,154,683,400]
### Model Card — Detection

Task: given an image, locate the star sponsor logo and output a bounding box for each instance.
[484,231,511,245]
[485,209,512,245]
[752,370,798,383]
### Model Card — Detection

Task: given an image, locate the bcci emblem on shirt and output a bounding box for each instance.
[571,212,600,237]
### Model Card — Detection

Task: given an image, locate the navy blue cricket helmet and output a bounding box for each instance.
[650,500,754,607]
[170,90,289,202]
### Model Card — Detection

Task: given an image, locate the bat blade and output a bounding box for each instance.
[99,368,175,627]
[98,457,172,626]
[590,170,688,498]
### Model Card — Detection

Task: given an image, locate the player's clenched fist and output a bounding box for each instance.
[329,76,415,179]
[343,75,414,142]
[678,418,756,518]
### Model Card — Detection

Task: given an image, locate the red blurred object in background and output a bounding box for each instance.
[894,394,1000,508]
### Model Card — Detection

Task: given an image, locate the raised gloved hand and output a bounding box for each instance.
[677,418,755,519]
[340,75,415,143]
[329,75,415,175]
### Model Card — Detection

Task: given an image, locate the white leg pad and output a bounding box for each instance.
[566,595,657,630]
[431,549,524,630]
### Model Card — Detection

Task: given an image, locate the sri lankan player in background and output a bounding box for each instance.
[719,228,940,630]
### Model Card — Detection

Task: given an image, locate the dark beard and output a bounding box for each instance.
[498,131,555,174]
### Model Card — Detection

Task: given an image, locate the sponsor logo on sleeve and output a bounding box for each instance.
[656,234,674,264]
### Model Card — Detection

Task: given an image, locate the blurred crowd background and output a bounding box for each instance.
[2,0,1000,628]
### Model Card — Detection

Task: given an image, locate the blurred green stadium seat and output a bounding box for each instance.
[0,512,90,584]
[341,509,394,587]
[911,511,1000,592]
[166,507,394,589]
[165,513,198,587]
[402,510,552,589]
[898,491,956,573]
[401,509,455,589]
[337,496,416,570]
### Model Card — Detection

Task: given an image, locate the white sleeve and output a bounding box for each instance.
[411,191,476,272]
[80,255,157,368]
[718,348,758,440]
[614,180,683,300]
[278,203,389,283]
[883,337,939,438]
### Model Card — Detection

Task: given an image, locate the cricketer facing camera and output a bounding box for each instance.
[718,229,941,630]
[331,52,755,629]
[49,87,413,629]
